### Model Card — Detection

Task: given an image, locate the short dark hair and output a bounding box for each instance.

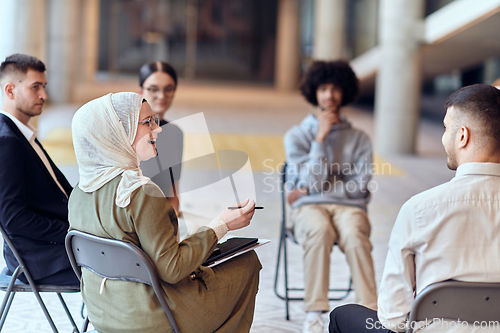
[299,60,359,107]
[139,61,178,87]
[0,54,46,82]
[445,84,500,151]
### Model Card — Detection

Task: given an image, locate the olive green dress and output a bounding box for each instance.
[68,176,261,333]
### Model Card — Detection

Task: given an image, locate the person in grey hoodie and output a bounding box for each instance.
[284,60,377,333]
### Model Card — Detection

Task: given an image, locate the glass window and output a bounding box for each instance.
[98,0,278,83]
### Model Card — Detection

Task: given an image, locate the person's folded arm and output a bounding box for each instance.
[284,131,328,194]
[340,134,373,199]
[377,200,417,332]
[0,137,69,244]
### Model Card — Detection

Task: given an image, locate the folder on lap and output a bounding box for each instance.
[203,237,270,267]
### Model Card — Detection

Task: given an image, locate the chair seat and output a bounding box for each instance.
[285,228,298,244]
[0,267,80,293]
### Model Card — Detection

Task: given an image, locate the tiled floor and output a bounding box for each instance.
[0,82,454,332]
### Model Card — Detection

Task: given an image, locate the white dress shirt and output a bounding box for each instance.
[378,162,500,332]
[0,110,67,197]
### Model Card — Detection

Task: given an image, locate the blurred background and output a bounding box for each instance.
[1,0,500,331]
[1,0,500,155]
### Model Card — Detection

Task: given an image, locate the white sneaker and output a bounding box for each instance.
[303,316,325,333]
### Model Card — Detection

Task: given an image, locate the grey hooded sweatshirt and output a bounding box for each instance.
[283,113,373,210]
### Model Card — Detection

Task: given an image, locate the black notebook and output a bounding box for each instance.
[203,237,259,266]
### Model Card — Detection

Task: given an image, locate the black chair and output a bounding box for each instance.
[0,224,80,333]
[65,230,181,333]
[406,280,500,333]
[274,162,353,320]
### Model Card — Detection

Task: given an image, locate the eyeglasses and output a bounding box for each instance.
[138,114,161,130]
[144,85,176,96]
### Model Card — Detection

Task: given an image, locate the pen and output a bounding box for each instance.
[228,206,264,209]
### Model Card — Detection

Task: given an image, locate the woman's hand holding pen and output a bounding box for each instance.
[219,199,256,231]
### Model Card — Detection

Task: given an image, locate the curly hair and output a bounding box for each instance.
[299,60,359,107]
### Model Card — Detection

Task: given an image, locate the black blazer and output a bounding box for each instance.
[0,114,73,281]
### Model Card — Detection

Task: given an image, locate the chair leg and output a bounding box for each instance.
[274,220,293,320]
[80,301,85,319]
[275,236,355,320]
[276,237,356,317]
[0,287,14,324]
[273,223,284,299]
[0,266,22,331]
[0,292,16,331]
[283,231,291,320]
[57,293,79,333]
[0,266,21,316]
[15,266,60,332]
[81,316,90,333]
[34,292,59,333]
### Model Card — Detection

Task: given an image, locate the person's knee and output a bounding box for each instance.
[329,306,340,324]
[342,228,371,252]
[330,304,375,333]
[306,221,336,243]
[338,210,370,236]
[328,305,349,333]
[245,251,262,294]
[241,250,262,274]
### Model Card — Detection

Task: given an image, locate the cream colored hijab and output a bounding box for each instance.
[72,92,160,207]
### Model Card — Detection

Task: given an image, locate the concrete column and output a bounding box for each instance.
[46,0,80,103]
[0,0,47,61]
[275,0,300,92]
[374,0,424,155]
[185,0,198,79]
[0,0,47,105]
[313,0,346,60]
[352,0,378,57]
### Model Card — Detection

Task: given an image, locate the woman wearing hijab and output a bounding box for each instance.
[69,92,262,333]
[138,61,183,217]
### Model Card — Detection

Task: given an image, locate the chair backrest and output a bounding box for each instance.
[0,223,36,284]
[0,224,27,271]
[280,162,287,224]
[65,230,181,333]
[407,280,500,333]
[280,162,302,244]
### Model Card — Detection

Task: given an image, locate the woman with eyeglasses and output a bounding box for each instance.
[69,92,261,333]
[138,61,183,218]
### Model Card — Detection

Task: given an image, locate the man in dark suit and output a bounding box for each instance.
[0,54,78,285]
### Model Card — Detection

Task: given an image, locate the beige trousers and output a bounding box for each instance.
[291,204,377,312]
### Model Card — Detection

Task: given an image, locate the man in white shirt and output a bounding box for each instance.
[329,84,500,333]
[0,54,78,285]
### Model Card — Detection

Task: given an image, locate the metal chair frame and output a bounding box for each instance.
[406,280,500,333]
[273,162,353,320]
[65,230,181,333]
[0,224,80,333]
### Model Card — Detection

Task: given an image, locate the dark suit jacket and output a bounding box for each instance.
[0,114,73,281]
